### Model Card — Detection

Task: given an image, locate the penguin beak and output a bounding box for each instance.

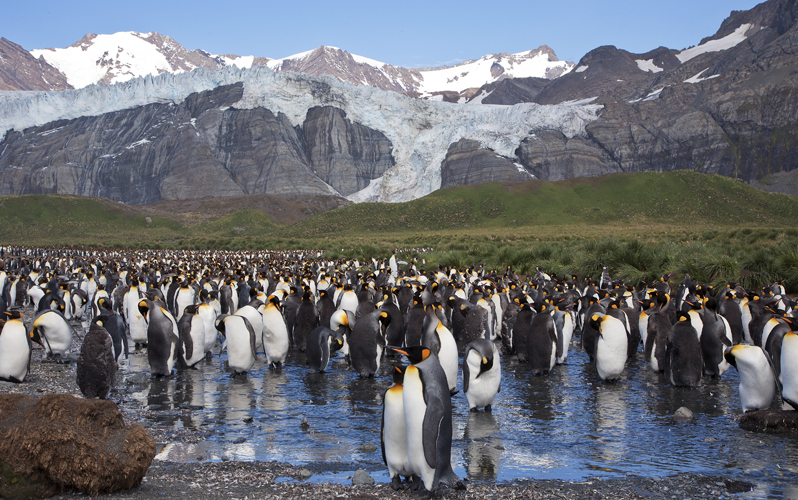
[388,347,407,357]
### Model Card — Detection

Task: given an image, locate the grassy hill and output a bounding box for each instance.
[283,171,798,238]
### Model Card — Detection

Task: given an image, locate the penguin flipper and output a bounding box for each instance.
[462,356,470,394]
[422,398,444,470]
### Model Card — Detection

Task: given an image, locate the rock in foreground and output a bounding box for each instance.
[738,409,798,434]
[0,393,156,499]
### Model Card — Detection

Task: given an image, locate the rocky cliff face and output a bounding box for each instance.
[0,83,394,204]
[0,38,71,91]
[468,0,798,196]
[441,140,532,188]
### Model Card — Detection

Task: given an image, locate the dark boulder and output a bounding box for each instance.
[738,409,798,433]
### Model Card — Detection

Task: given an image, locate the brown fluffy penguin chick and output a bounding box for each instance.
[76,319,117,399]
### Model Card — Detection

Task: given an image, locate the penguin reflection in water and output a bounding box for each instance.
[390,346,466,493]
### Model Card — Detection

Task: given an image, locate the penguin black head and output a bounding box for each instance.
[138,299,150,317]
[390,346,431,364]
[588,313,604,331]
[184,304,198,316]
[675,311,691,322]
[391,365,406,385]
[93,315,110,328]
[378,311,391,331]
[29,326,44,347]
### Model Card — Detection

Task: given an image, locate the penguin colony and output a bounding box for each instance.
[1,248,797,491]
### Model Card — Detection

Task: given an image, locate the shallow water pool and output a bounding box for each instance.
[119,342,798,498]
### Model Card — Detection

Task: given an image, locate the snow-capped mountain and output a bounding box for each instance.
[29,32,269,88]
[28,32,572,97]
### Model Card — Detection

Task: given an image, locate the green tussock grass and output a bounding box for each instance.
[1,171,798,292]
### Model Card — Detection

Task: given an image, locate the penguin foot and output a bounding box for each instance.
[485,404,492,412]
[205,352,213,360]
[390,476,404,491]
[470,407,479,413]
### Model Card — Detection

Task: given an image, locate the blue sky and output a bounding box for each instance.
[3,0,763,68]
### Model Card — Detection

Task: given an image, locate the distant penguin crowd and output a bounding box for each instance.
[0,246,796,493]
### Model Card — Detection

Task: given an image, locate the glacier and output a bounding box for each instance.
[0,65,601,203]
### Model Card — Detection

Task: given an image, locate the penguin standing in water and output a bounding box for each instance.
[30,309,72,361]
[725,344,777,412]
[526,302,557,375]
[463,338,501,411]
[554,302,575,365]
[0,311,31,382]
[139,298,179,376]
[177,305,206,368]
[349,310,390,378]
[664,312,703,388]
[76,317,117,399]
[589,312,628,382]
[197,290,219,357]
[293,291,319,352]
[781,332,798,410]
[306,326,343,373]
[215,314,257,378]
[513,303,534,362]
[381,365,416,490]
[260,296,290,370]
[391,346,465,493]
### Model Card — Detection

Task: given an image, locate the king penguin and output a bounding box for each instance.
[526,302,557,375]
[30,309,72,361]
[76,317,117,399]
[0,311,31,382]
[781,332,798,410]
[138,298,179,376]
[260,295,290,370]
[392,346,465,493]
[215,314,257,378]
[381,364,415,490]
[665,311,703,387]
[589,312,628,382]
[463,338,501,411]
[349,309,390,378]
[177,304,206,368]
[725,344,777,412]
[306,326,343,373]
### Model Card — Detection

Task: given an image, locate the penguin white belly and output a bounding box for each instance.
[27,287,45,310]
[464,350,501,409]
[0,321,30,381]
[36,312,72,356]
[402,366,436,489]
[596,317,627,381]
[719,315,733,346]
[648,338,660,372]
[734,346,775,412]
[688,311,703,341]
[339,293,358,313]
[638,313,649,352]
[437,326,459,393]
[262,309,289,365]
[383,387,413,478]
[235,307,263,351]
[557,313,574,364]
[761,319,780,351]
[198,305,218,354]
[741,303,753,344]
[62,291,72,320]
[176,290,195,320]
[226,320,255,374]
[781,333,798,410]
[185,315,206,367]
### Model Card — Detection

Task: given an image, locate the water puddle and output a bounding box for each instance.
[116,344,798,497]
